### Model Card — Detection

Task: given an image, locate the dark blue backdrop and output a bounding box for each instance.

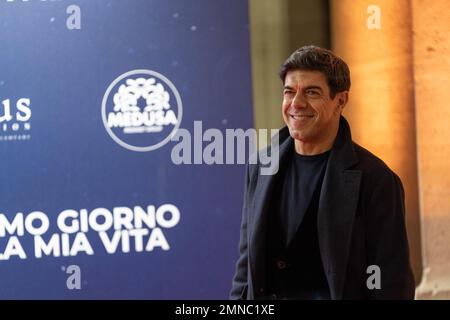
[0,0,253,299]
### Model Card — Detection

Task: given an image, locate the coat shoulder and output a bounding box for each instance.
[352,142,405,207]
[353,142,400,181]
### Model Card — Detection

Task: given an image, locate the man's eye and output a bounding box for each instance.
[306,90,319,96]
[284,91,294,95]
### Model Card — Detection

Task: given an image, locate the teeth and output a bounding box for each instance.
[291,115,312,119]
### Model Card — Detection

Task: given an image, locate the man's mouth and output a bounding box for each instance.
[290,114,314,120]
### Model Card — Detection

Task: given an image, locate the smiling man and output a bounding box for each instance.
[230,45,415,300]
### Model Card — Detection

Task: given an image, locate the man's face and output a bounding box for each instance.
[282,70,345,145]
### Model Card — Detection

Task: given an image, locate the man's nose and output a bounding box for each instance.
[291,92,307,108]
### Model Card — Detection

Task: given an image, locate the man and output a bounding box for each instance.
[230,45,415,300]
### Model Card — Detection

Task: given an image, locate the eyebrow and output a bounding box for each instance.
[283,85,324,92]
[304,85,323,92]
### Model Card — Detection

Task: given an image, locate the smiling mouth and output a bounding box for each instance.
[290,114,314,120]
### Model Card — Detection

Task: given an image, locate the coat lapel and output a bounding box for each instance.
[317,117,361,299]
[248,128,293,297]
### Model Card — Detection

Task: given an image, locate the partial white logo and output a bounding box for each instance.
[102,69,182,152]
[0,98,32,142]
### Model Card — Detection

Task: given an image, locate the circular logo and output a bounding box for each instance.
[101,69,182,152]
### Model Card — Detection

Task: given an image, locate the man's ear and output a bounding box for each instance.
[337,91,349,109]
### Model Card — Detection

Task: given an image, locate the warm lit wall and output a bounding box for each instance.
[412,0,450,299]
[330,0,423,286]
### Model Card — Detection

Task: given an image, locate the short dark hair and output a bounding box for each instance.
[279,45,351,98]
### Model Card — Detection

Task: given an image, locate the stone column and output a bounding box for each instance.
[412,0,450,299]
[249,0,330,146]
[249,0,290,145]
[330,0,422,286]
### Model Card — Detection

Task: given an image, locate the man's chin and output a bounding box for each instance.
[288,128,310,142]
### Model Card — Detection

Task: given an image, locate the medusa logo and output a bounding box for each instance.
[102,70,182,152]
